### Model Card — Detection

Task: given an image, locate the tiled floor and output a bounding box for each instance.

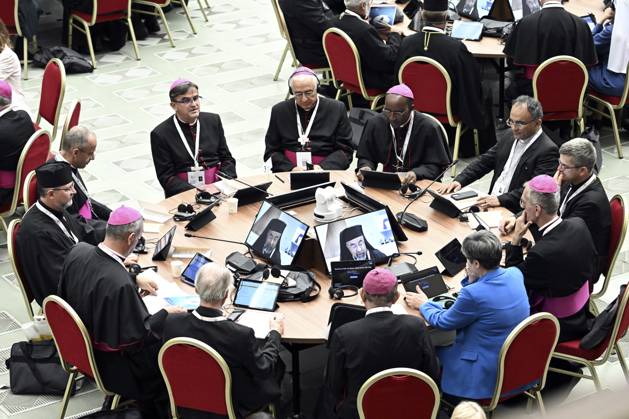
[1,0,629,417]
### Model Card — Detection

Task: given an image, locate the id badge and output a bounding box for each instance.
[187,167,205,187]
[296,151,312,168]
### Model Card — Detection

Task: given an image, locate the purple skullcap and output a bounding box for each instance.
[0,80,12,100]
[290,66,317,78]
[386,84,414,100]
[363,268,397,295]
[108,206,142,226]
[170,78,191,91]
[528,175,559,194]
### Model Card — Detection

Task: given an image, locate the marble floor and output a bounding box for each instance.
[0,0,629,417]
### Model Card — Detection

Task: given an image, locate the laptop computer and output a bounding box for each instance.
[290,171,330,191]
[266,181,335,209]
[233,182,272,207]
[360,170,401,190]
[330,260,375,288]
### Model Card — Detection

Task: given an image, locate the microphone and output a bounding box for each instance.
[184,233,250,248]
[396,159,458,232]
[466,205,489,231]
[217,171,274,197]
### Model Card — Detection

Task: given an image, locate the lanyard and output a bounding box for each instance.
[173,115,201,169]
[559,174,597,216]
[0,106,12,118]
[296,97,320,148]
[389,114,414,169]
[35,201,79,244]
[540,217,562,237]
[193,310,227,322]
[97,243,127,269]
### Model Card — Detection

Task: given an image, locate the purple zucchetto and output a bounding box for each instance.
[386,84,414,100]
[528,175,559,194]
[0,80,12,100]
[170,78,192,91]
[363,268,397,295]
[108,206,142,226]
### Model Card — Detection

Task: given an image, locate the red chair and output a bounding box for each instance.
[7,219,36,321]
[131,0,198,47]
[586,62,629,158]
[357,368,440,419]
[22,170,37,210]
[68,0,140,69]
[43,295,121,419]
[479,313,560,415]
[398,56,479,176]
[0,129,51,231]
[322,28,385,111]
[532,55,588,136]
[60,99,81,150]
[591,195,627,314]
[551,283,629,391]
[35,59,66,143]
[0,0,29,79]
[159,337,276,419]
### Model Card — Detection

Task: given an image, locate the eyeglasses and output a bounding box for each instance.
[506,118,535,128]
[557,161,581,170]
[382,108,409,116]
[52,184,75,193]
[293,90,317,99]
[173,95,202,105]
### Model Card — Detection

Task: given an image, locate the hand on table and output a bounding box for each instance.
[511,212,532,246]
[291,165,306,172]
[270,313,285,335]
[476,195,500,210]
[499,215,516,235]
[404,286,429,310]
[356,166,371,182]
[436,181,462,194]
[136,274,159,295]
[401,171,417,185]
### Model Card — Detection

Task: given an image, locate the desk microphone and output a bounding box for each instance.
[217,171,274,196]
[466,205,489,231]
[396,159,458,232]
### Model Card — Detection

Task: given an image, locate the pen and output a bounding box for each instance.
[274,174,285,184]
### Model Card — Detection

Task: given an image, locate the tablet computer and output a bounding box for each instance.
[427,189,462,218]
[403,271,449,298]
[181,253,213,286]
[435,238,466,276]
[185,200,219,231]
[290,171,331,190]
[369,4,397,26]
[152,226,176,261]
[360,170,401,190]
[331,260,375,287]
[234,279,280,312]
[233,182,273,207]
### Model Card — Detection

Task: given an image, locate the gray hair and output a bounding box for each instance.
[363,288,397,306]
[0,96,10,107]
[559,138,596,172]
[195,263,233,303]
[169,81,199,102]
[421,10,448,26]
[461,230,502,270]
[526,184,560,215]
[344,0,369,11]
[512,95,544,120]
[106,219,143,241]
[288,73,318,90]
[62,126,94,152]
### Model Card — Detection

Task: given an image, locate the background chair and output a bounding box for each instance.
[326,303,365,348]
[22,170,38,210]
[0,0,29,79]
[68,0,140,69]
[399,56,478,176]
[551,282,629,392]
[356,368,440,419]
[132,0,198,46]
[586,62,629,158]
[480,313,560,415]
[35,59,66,144]
[60,99,81,150]
[171,0,207,24]
[533,55,589,136]
[322,28,385,111]
[7,219,36,321]
[43,295,121,419]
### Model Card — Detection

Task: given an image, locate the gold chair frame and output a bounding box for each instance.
[133,0,199,45]
[22,170,37,210]
[5,0,29,79]
[7,219,35,321]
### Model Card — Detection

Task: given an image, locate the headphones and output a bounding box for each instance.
[132,237,147,254]
[178,203,194,213]
[173,203,196,221]
[196,190,218,205]
[128,264,158,281]
[288,67,320,95]
[399,183,421,198]
[328,285,359,300]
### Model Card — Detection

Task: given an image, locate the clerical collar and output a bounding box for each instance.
[542,1,564,8]
[538,216,562,236]
[341,9,366,20]
[38,199,64,219]
[98,243,127,267]
[366,306,393,316]
[570,173,594,189]
[54,153,75,169]
[176,115,198,127]
[196,306,224,317]
[422,26,446,34]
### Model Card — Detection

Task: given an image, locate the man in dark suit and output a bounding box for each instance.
[332,0,402,91]
[505,175,598,342]
[162,263,285,418]
[279,0,335,68]
[439,96,558,213]
[317,268,440,419]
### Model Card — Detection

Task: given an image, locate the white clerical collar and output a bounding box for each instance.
[422,26,446,34]
[366,306,393,316]
[538,216,562,236]
[98,243,127,268]
[176,115,198,126]
[542,1,564,8]
[342,9,366,20]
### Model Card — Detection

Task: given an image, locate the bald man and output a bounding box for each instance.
[264,67,354,172]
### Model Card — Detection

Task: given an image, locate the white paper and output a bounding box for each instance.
[213,180,237,196]
[468,211,503,230]
[143,223,161,234]
[237,310,273,339]
[141,271,187,314]
[142,208,171,224]
[390,303,408,315]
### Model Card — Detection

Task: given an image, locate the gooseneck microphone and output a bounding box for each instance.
[396,159,459,232]
[467,205,488,231]
[184,233,250,248]
[217,171,274,197]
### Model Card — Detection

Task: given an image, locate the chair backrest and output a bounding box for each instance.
[7,219,35,321]
[0,0,21,34]
[82,0,132,24]
[533,55,588,121]
[398,57,456,127]
[60,99,82,151]
[422,112,451,150]
[0,129,51,217]
[323,28,369,98]
[159,337,236,419]
[270,0,289,42]
[357,368,440,419]
[43,295,113,394]
[22,170,37,210]
[36,58,66,141]
[327,303,366,347]
[487,313,560,411]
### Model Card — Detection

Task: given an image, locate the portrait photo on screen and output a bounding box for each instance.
[315,209,399,272]
[245,201,309,266]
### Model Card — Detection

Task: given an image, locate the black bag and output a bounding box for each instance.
[82,407,143,418]
[277,270,321,303]
[580,285,626,350]
[580,125,603,174]
[5,340,75,395]
[33,46,94,74]
[348,108,379,150]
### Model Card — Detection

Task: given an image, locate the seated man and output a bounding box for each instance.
[162,263,284,418]
[332,0,402,90]
[501,138,611,278]
[58,206,183,418]
[0,80,35,206]
[439,96,558,213]
[356,84,451,185]
[318,268,439,419]
[339,225,386,262]
[151,79,237,198]
[264,67,353,172]
[405,230,529,402]
[16,162,102,306]
[279,0,335,68]
[251,219,286,265]
[505,175,598,341]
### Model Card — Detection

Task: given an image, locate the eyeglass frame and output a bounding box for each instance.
[506,118,537,128]
[172,95,203,105]
[293,90,318,99]
[50,183,76,193]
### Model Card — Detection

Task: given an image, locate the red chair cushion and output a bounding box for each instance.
[340,81,384,98]
[69,102,81,130]
[38,62,64,126]
[18,133,51,205]
[71,10,128,23]
[556,338,609,360]
[588,89,623,107]
[0,1,17,27]
[361,374,436,419]
[604,197,625,274]
[535,60,587,121]
[10,222,35,304]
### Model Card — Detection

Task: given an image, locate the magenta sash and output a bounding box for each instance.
[78,202,92,220]
[531,281,590,319]
[176,166,220,185]
[283,150,325,166]
[0,170,16,189]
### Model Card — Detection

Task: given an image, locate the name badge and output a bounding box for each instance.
[296,152,312,168]
[187,167,205,187]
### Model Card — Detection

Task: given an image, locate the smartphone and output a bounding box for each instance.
[451,190,478,201]
[227,308,245,322]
